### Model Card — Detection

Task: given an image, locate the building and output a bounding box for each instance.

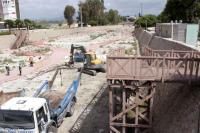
[0,0,20,20]
[156,23,199,47]
[0,0,3,20]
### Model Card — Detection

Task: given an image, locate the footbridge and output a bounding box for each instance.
[107,46,200,133]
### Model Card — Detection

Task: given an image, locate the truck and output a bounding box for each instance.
[0,68,82,133]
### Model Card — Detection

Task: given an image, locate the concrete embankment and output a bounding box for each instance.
[134,28,200,133]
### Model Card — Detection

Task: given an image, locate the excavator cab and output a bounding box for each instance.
[85,52,102,65]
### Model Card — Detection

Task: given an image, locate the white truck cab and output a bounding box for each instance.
[0,97,56,133]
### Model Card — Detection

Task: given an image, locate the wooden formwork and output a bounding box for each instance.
[108,80,156,133]
[107,46,200,132]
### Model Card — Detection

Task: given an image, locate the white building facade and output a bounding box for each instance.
[1,0,17,20]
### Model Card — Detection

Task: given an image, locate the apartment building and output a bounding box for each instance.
[0,0,20,20]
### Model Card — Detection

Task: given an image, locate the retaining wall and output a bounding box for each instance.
[134,28,197,54]
[134,28,200,133]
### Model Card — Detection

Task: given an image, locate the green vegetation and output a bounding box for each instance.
[35,47,51,54]
[0,31,11,36]
[135,15,158,28]
[77,0,121,26]
[64,5,76,27]
[90,33,106,40]
[135,0,200,28]
[106,9,121,25]
[4,19,44,30]
[158,0,200,23]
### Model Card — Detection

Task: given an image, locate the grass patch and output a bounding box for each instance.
[90,33,107,40]
[0,31,11,36]
[35,47,51,54]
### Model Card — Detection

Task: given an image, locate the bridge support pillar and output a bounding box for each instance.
[108,80,156,133]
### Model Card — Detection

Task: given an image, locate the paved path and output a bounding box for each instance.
[0,47,68,85]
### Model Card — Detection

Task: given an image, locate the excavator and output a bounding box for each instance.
[67,44,106,76]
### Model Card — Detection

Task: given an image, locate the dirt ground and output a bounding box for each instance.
[56,69,108,133]
[0,25,134,132]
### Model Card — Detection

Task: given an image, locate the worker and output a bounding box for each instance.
[29,57,33,67]
[5,64,10,76]
[18,63,22,76]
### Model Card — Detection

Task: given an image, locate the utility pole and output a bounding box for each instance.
[80,6,83,27]
[140,3,143,16]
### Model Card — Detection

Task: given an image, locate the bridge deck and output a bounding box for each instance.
[107,56,200,84]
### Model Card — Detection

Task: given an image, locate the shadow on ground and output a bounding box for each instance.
[69,86,109,133]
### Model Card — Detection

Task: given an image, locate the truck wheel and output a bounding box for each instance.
[47,125,57,133]
[68,101,75,117]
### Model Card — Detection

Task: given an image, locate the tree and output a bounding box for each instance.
[64,5,75,28]
[106,9,121,24]
[78,0,105,26]
[78,1,90,25]
[135,15,158,28]
[159,0,200,23]
[4,20,14,30]
[24,19,32,29]
[15,19,24,29]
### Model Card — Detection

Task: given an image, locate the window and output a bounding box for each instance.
[0,110,35,129]
[36,107,46,122]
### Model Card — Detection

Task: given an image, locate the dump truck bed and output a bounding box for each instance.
[37,68,81,119]
[40,90,65,109]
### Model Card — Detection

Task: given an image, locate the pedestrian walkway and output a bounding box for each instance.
[0,47,68,85]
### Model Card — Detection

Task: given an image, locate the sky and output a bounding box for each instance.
[20,0,167,20]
